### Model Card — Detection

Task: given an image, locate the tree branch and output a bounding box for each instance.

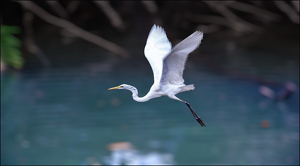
[94,1,126,32]
[46,1,69,19]
[184,13,246,32]
[274,1,299,24]
[23,9,52,68]
[141,1,158,15]
[18,1,130,58]
[223,1,281,22]
[205,1,262,33]
[291,1,299,13]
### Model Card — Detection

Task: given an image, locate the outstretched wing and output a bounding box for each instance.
[160,31,203,85]
[144,25,172,84]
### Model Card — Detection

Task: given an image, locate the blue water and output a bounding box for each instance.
[1,50,299,164]
[1,21,299,164]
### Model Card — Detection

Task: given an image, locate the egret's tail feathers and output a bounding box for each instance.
[181,84,195,92]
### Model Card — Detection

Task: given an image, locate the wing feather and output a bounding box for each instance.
[144,25,172,84]
[161,31,203,85]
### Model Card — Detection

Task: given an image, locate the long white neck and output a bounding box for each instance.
[125,85,154,102]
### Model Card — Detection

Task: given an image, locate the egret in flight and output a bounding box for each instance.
[109,24,206,127]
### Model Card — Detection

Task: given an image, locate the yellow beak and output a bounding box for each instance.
[108,86,121,90]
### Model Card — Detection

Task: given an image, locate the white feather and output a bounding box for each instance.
[109,25,206,126]
[145,25,203,87]
[161,31,203,86]
[144,25,172,84]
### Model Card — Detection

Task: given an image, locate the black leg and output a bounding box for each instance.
[183,101,206,127]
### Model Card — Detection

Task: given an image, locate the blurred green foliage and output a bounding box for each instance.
[1,25,24,69]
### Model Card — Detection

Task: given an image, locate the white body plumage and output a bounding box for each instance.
[109,25,206,126]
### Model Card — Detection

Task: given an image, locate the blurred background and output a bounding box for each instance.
[1,1,299,165]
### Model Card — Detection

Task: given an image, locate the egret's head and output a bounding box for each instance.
[108,84,130,90]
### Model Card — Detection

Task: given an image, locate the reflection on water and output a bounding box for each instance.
[100,142,174,165]
[1,45,299,165]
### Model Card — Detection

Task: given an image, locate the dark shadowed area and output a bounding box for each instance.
[1,1,299,165]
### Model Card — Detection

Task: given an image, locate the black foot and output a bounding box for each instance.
[184,101,206,127]
[195,116,206,127]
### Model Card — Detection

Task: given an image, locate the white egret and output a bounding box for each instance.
[109,24,205,127]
